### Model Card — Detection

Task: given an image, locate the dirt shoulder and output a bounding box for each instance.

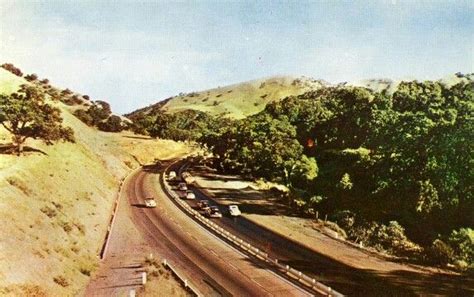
[189,164,474,296]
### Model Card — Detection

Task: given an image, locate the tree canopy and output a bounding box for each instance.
[0,85,75,154]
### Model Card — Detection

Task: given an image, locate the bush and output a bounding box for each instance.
[24,73,38,81]
[40,206,57,218]
[98,115,124,132]
[53,275,69,287]
[448,228,474,267]
[1,63,23,76]
[82,95,90,100]
[74,109,94,126]
[346,220,421,256]
[428,239,455,265]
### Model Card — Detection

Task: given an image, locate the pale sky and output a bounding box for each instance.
[1,1,473,114]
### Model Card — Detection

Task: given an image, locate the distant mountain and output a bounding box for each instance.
[350,73,473,94]
[126,76,328,120]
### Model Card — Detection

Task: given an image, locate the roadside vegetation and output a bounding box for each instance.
[0,65,192,296]
[133,75,474,271]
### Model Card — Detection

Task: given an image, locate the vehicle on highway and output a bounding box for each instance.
[206,206,222,218]
[178,182,188,191]
[168,171,177,180]
[186,190,196,199]
[197,200,210,210]
[144,198,157,208]
[228,205,241,217]
[182,171,196,184]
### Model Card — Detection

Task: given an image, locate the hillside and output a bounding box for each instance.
[0,69,192,296]
[350,72,473,94]
[127,76,327,120]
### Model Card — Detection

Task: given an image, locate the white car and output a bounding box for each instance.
[144,198,157,208]
[168,171,177,180]
[228,205,241,217]
[178,183,188,191]
[185,190,196,200]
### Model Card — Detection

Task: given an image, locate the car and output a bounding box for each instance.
[185,190,196,199]
[168,171,177,180]
[178,182,188,191]
[197,200,210,210]
[206,206,222,218]
[228,205,241,217]
[144,198,157,208]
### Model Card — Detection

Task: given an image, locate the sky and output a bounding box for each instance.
[1,1,473,114]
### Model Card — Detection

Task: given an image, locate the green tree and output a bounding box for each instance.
[0,85,75,155]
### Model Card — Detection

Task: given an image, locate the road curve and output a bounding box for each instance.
[127,161,312,296]
[173,160,474,297]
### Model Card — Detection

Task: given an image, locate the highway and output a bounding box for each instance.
[169,160,474,297]
[126,160,313,296]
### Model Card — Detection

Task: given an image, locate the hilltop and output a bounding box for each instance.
[350,72,474,94]
[0,68,191,296]
[126,76,327,120]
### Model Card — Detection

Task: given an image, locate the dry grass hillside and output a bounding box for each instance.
[128,76,327,120]
[0,69,192,296]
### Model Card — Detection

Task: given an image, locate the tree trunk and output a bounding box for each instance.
[13,135,25,156]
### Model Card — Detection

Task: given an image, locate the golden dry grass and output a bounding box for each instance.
[0,69,193,296]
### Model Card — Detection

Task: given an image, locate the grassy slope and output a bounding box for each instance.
[129,76,326,120]
[0,69,192,296]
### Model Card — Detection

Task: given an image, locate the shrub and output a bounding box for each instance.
[428,239,455,265]
[74,109,94,126]
[40,206,57,218]
[213,101,219,106]
[53,275,69,287]
[24,73,38,81]
[448,228,474,267]
[98,115,123,132]
[1,63,23,76]
[82,95,90,100]
[88,104,111,125]
[40,79,49,84]
[61,88,72,96]
[59,221,73,233]
[216,94,222,98]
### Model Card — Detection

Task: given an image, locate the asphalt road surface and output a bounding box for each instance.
[126,161,312,296]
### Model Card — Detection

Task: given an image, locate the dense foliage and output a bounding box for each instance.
[132,109,228,141]
[74,101,125,132]
[198,80,473,266]
[130,78,472,267]
[0,85,75,154]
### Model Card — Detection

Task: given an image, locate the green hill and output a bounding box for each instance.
[127,76,327,120]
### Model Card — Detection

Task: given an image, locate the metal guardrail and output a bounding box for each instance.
[162,162,344,297]
[162,259,202,297]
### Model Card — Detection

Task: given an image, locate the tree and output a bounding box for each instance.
[0,85,74,154]
[98,115,124,132]
[24,73,38,82]
[1,63,23,77]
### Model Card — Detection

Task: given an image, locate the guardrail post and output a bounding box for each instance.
[286,265,289,272]
[163,259,167,266]
[311,278,316,288]
[298,271,302,280]
[184,279,188,288]
[129,289,136,297]
[275,258,278,264]
[142,272,147,285]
